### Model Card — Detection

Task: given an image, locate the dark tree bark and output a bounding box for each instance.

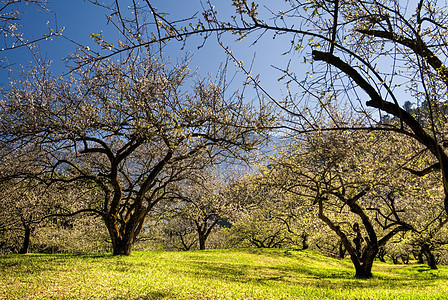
[391,255,399,264]
[111,239,133,256]
[401,254,409,264]
[416,251,424,264]
[108,228,135,256]
[301,232,309,250]
[421,244,438,270]
[250,238,265,248]
[198,235,206,250]
[377,247,386,263]
[18,224,32,254]
[338,240,346,259]
[353,223,363,256]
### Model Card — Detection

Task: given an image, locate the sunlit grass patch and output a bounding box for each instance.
[1,249,448,299]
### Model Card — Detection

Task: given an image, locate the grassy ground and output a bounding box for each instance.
[1,248,448,299]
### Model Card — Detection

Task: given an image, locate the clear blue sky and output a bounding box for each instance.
[0,1,301,104]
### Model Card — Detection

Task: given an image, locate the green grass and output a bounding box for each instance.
[1,248,448,299]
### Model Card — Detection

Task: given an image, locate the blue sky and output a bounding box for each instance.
[0,1,107,83]
[0,1,301,104]
[0,0,423,115]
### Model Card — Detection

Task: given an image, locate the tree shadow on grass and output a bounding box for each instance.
[0,252,115,276]
[179,259,350,282]
[0,252,113,261]
[131,290,172,300]
[172,252,445,291]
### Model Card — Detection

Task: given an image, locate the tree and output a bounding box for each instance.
[401,216,448,269]
[225,172,310,249]
[0,52,271,255]
[0,147,107,254]
[388,145,448,269]
[0,147,53,254]
[0,177,106,254]
[158,215,199,251]
[0,179,42,254]
[267,129,428,278]
[95,0,448,221]
[159,168,236,250]
[229,207,299,249]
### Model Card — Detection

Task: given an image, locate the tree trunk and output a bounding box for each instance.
[351,248,376,279]
[198,235,206,250]
[391,255,399,264]
[196,217,220,250]
[354,263,373,279]
[301,232,309,250]
[422,244,438,270]
[353,223,363,256]
[417,251,424,264]
[106,218,135,255]
[338,240,346,259]
[18,225,32,254]
[377,247,386,263]
[401,254,409,264]
[112,237,133,255]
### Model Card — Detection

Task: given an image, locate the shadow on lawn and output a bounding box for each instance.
[132,290,172,300]
[0,252,115,275]
[173,251,444,290]
[0,252,113,260]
